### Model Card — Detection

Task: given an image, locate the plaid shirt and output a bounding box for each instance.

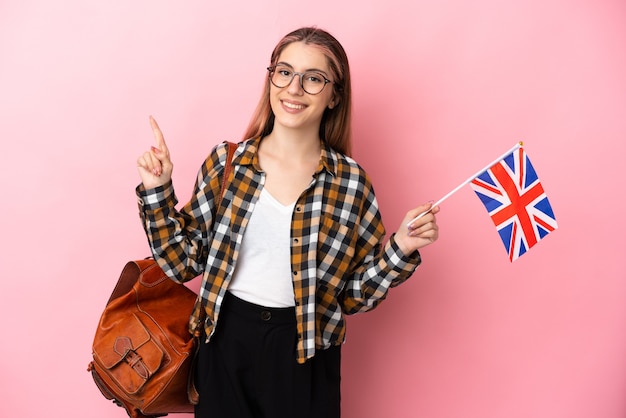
[137,137,421,364]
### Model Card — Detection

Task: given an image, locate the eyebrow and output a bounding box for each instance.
[275,61,329,76]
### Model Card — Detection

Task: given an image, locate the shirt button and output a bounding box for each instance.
[261,311,271,321]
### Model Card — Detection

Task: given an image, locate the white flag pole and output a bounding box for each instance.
[407,141,524,226]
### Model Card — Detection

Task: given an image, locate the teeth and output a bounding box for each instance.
[283,101,305,110]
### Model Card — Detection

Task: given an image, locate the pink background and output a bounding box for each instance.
[1,0,625,417]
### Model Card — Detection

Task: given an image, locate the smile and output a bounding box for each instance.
[282,100,306,110]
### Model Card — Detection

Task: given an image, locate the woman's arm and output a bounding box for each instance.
[339,176,440,314]
[135,116,227,283]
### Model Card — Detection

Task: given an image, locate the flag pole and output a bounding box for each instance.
[407,142,524,226]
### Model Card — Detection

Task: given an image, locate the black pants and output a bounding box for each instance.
[194,292,341,418]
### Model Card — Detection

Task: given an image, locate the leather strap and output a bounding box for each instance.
[114,336,150,380]
[219,141,237,208]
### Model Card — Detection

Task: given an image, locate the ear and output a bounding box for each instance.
[328,95,340,109]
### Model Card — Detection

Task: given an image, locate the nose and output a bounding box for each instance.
[286,73,304,95]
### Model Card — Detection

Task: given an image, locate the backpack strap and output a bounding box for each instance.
[218,141,237,208]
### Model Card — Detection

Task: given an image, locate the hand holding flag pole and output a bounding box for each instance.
[407,142,524,227]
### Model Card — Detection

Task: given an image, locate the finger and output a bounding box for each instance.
[408,218,433,235]
[406,203,434,228]
[137,152,153,171]
[413,202,433,215]
[410,221,439,240]
[147,150,163,176]
[149,115,169,156]
[415,228,439,242]
[137,155,148,171]
[137,151,162,176]
[137,154,152,174]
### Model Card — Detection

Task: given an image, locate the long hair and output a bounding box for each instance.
[242,27,352,156]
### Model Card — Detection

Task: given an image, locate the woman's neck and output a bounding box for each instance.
[257,128,322,205]
[261,128,321,161]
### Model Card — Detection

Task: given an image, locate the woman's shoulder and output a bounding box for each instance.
[203,138,251,168]
[329,147,370,180]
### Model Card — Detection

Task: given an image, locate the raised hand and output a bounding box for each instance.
[394,202,440,256]
[137,116,173,189]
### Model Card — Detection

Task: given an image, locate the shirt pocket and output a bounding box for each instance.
[316,214,357,291]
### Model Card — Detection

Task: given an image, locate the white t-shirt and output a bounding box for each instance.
[228,188,296,307]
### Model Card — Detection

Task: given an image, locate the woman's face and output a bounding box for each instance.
[269,42,336,136]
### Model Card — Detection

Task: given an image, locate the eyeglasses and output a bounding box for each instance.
[267,65,333,95]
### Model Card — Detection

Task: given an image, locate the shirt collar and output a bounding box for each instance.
[318,141,337,178]
[239,136,338,178]
[237,137,262,172]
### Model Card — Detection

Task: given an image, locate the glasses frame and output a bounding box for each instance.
[267,66,333,95]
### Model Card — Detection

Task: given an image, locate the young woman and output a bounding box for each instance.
[136,27,439,418]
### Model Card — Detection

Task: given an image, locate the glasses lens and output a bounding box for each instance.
[270,66,293,88]
[301,72,326,94]
[270,66,328,94]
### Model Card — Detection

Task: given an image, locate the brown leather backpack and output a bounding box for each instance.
[87,259,199,418]
[88,141,237,417]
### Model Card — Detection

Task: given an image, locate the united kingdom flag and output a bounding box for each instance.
[469,147,557,262]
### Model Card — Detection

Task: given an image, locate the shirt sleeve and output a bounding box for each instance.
[338,172,422,315]
[135,143,228,283]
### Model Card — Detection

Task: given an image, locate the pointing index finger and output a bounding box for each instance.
[149,115,168,154]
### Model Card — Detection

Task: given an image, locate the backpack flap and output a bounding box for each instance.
[92,313,164,395]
